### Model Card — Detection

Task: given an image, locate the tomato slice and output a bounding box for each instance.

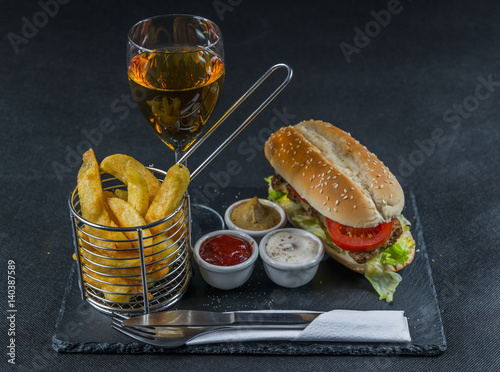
[325,218,393,252]
[289,185,309,204]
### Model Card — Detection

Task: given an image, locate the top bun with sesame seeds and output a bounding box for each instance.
[264,120,404,228]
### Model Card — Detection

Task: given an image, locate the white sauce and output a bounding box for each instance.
[265,232,319,264]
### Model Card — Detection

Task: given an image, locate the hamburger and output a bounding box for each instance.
[264,120,415,302]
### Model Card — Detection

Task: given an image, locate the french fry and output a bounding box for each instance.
[145,164,190,235]
[77,149,121,256]
[105,197,154,262]
[81,266,142,303]
[78,149,109,224]
[100,154,161,206]
[114,188,128,201]
[103,190,115,199]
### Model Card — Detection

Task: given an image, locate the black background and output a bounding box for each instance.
[1,0,499,371]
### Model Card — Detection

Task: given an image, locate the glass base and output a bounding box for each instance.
[190,204,225,243]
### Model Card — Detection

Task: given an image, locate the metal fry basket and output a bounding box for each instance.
[68,167,192,315]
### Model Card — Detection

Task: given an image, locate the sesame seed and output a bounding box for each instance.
[326,196,330,200]
[323,201,327,206]
[343,196,348,200]
[350,187,355,191]
[327,169,332,174]
[335,200,339,205]
[390,194,393,198]
[353,205,357,209]
[334,184,339,189]
[328,207,331,211]
[302,172,305,177]
[350,196,353,199]
[320,189,323,194]
[344,189,347,193]
[334,208,338,213]
[380,185,384,188]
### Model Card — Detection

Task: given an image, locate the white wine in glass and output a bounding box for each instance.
[127,15,225,157]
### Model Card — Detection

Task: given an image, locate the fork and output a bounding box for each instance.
[112,313,308,348]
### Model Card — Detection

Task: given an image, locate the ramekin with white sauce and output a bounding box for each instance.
[259,228,324,288]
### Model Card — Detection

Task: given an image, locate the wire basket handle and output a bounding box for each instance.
[176,63,293,180]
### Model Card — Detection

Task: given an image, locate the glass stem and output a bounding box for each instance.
[175,150,186,166]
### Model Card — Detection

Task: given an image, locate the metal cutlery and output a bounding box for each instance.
[112,312,311,348]
[122,309,323,327]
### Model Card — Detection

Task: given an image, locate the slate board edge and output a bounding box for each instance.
[409,190,447,352]
[52,337,446,356]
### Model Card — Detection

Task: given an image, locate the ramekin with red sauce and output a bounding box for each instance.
[194,230,258,290]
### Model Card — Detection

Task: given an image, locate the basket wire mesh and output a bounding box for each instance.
[68,168,192,314]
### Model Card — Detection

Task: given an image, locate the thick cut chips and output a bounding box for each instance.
[75,151,189,304]
[145,164,190,235]
[77,149,130,256]
[100,154,161,207]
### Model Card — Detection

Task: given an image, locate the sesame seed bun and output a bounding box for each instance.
[264,120,405,228]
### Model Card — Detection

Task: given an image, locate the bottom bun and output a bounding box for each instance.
[287,217,415,274]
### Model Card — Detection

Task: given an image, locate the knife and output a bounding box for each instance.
[122,310,324,327]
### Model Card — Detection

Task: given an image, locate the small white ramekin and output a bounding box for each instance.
[224,198,287,239]
[259,228,324,288]
[193,230,259,290]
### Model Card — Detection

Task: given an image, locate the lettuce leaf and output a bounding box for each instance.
[364,262,402,303]
[363,218,414,302]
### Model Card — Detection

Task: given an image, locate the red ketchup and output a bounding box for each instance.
[199,234,252,266]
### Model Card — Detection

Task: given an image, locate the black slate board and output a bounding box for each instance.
[53,188,446,355]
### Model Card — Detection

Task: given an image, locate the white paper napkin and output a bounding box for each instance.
[186,310,411,345]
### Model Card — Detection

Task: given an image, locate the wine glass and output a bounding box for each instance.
[127,14,225,239]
